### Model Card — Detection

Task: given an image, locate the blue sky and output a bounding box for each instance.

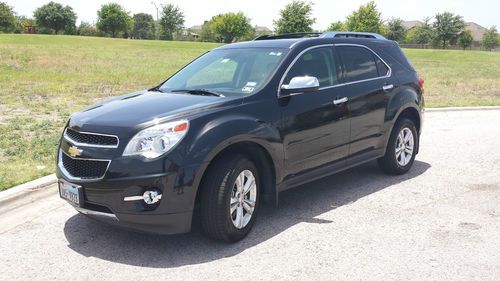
[5,0,499,30]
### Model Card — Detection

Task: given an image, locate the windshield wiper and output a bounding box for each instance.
[171,89,225,97]
[148,85,166,93]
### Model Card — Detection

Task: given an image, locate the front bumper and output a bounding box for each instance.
[56,124,208,234]
[57,155,205,235]
[73,205,193,235]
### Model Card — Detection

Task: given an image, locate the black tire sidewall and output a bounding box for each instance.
[393,119,418,170]
[381,119,418,174]
[200,154,260,242]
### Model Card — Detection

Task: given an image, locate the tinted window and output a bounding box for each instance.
[375,56,389,76]
[337,46,379,82]
[284,47,338,87]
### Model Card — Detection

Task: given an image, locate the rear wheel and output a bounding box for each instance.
[199,154,259,242]
[378,118,418,174]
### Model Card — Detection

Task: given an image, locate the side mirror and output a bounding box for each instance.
[280,76,320,96]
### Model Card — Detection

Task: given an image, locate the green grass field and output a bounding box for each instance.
[0,34,499,190]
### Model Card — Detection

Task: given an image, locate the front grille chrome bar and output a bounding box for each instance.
[58,150,111,182]
[63,128,119,148]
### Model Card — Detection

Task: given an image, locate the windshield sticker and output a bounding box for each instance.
[245,82,257,87]
[221,58,230,63]
[242,86,255,93]
[268,52,282,56]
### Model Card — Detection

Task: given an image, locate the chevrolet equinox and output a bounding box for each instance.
[57,32,424,242]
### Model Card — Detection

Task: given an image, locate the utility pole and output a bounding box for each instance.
[151,2,159,40]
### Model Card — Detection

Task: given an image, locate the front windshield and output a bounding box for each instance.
[159,48,288,96]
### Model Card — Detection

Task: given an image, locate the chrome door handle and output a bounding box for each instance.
[382,84,394,91]
[333,97,348,105]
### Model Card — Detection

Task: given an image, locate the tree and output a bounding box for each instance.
[0,1,16,32]
[200,20,217,42]
[386,18,407,42]
[482,26,499,51]
[200,13,253,43]
[457,30,473,50]
[96,3,131,38]
[33,1,76,34]
[159,4,184,40]
[274,1,315,34]
[132,13,154,39]
[412,18,435,46]
[326,21,346,32]
[13,16,35,34]
[345,1,384,33]
[212,12,253,43]
[433,12,464,48]
[77,22,98,37]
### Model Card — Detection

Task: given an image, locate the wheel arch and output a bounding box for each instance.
[383,104,422,156]
[191,140,279,223]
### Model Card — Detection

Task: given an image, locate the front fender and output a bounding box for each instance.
[184,113,283,199]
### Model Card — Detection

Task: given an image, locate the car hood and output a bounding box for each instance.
[68,90,241,133]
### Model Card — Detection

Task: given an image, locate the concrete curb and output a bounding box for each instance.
[0,174,57,212]
[426,106,500,112]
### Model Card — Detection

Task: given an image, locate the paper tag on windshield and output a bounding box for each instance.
[221,58,230,63]
[246,82,257,87]
[242,86,255,93]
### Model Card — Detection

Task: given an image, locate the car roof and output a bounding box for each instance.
[215,37,396,51]
[215,39,303,50]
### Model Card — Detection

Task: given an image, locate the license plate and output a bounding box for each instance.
[59,180,81,206]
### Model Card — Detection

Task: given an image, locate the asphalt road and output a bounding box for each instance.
[1,110,499,281]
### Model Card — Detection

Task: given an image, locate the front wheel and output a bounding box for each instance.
[199,154,260,242]
[378,118,419,174]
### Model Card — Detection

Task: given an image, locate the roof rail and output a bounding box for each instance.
[320,31,386,39]
[254,31,387,41]
[254,32,322,40]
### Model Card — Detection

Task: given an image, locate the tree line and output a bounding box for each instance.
[324,1,499,51]
[0,1,498,50]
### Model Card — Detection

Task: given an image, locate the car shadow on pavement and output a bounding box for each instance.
[64,160,430,268]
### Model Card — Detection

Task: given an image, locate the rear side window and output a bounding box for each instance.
[375,56,390,76]
[337,46,380,82]
[284,47,339,87]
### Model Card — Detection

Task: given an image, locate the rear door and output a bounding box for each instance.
[336,45,397,158]
[279,46,350,176]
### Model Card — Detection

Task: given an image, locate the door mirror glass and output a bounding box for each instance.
[280,76,320,95]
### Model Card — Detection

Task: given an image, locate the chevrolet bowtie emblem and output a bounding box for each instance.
[68,146,83,157]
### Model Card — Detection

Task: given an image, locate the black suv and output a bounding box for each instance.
[57,32,424,242]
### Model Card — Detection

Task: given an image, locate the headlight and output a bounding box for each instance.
[123,120,189,159]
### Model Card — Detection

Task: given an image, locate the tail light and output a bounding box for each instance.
[418,76,425,95]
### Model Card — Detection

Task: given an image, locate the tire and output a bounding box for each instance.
[199,154,260,242]
[378,118,419,175]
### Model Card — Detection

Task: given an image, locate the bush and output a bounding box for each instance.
[77,22,99,37]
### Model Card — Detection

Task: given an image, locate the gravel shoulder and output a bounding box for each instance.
[1,110,499,281]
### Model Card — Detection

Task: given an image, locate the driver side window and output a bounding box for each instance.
[284,47,338,88]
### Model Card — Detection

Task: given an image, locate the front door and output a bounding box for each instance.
[279,46,350,177]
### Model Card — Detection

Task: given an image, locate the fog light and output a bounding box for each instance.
[124,190,162,205]
[143,190,162,204]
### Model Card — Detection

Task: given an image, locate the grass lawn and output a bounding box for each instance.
[404,48,500,107]
[0,34,499,190]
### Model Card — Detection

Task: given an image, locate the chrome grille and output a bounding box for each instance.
[59,151,110,180]
[64,128,119,148]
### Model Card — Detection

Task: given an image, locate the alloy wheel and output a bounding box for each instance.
[229,169,257,229]
[395,127,414,166]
